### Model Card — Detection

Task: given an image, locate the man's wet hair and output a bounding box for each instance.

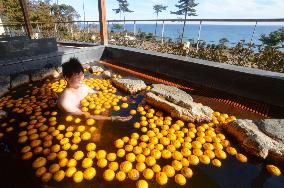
[62,58,84,79]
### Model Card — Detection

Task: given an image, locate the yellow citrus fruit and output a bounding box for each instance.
[35,167,47,177]
[81,132,91,140]
[199,155,211,165]
[86,118,95,126]
[84,167,96,180]
[107,153,117,161]
[121,103,129,108]
[143,168,154,180]
[117,149,126,157]
[65,115,73,122]
[115,139,124,148]
[73,171,84,183]
[59,158,68,167]
[120,161,133,173]
[32,157,47,169]
[53,170,65,182]
[162,165,175,178]
[86,143,96,151]
[113,106,120,111]
[136,179,148,188]
[66,167,77,177]
[215,149,227,159]
[266,165,282,176]
[188,155,199,165]
[172,160,183,171]
[82,158,93,168]
[73,151,84,160]
[236,153,247,163]
[109,162,119,171]
[181,167,193,178]
[175,174,186,186]
[103,169,115,181]
[136,162,146,172]
[226,146,237,155]
[116,171,126,181]
[96,150,107,159]
[156,172,168,185]
[49,163,60,173]
[130,110,137,115]
[58,151,67,159]
[212,159,222,167]
[41,172,52,182]
[97,158,108,168]
[128,169,140,180]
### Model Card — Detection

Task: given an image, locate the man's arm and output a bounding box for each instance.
[58,93,132,121]
[83,83,97,94]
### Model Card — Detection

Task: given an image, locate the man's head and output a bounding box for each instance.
[62,58,84,89]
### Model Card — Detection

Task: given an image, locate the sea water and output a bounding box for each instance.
[107,23,283,46]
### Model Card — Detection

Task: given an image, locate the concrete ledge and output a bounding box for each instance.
[103,45,284,108]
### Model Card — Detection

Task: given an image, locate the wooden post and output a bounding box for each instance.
[98,0,108,45]
[19,0,33,39]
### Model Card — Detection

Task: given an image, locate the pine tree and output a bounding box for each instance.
[113,0,133,31]
[153,4,167,36]
[171,0,198,43]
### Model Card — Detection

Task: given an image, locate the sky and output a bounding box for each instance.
[54,0,284,24]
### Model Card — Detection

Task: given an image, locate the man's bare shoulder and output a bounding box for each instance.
[58,88,72,102]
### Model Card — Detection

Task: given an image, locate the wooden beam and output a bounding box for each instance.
[19,0,33,38]
[98,0,108,45]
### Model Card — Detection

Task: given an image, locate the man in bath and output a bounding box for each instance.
[58,57,132,122]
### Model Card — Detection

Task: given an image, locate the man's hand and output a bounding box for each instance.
[113,115,133,122]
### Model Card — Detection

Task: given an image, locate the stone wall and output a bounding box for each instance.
[0,37,105,97]
[103,45,284,108]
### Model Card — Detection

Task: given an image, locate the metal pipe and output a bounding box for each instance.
[196,20,203,51]
[1,18,283,26]
[133,21,136,35]
[161,20,165,44]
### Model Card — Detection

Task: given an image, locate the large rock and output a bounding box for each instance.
[0,75,10,83]
[0,82,10,98]
[112,77,146,94]
[102,70,112,78]
[0,75,10,97]
[10,74,29,89]
[256,119,284,143]
[82,64,91,70]
[145,84,213,122]
[31,68,59,82]
[91,65,104,73]
[223,119,284,163]
[0,110,7,119]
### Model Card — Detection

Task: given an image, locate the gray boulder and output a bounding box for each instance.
[10,74,29,89]
[145,84,213,122]
[223,119,284,163]
[31,68,59,82]
[111,77,146,94]
[102,70,112,78]
[91,65,104,73]
[0,75,10,97]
